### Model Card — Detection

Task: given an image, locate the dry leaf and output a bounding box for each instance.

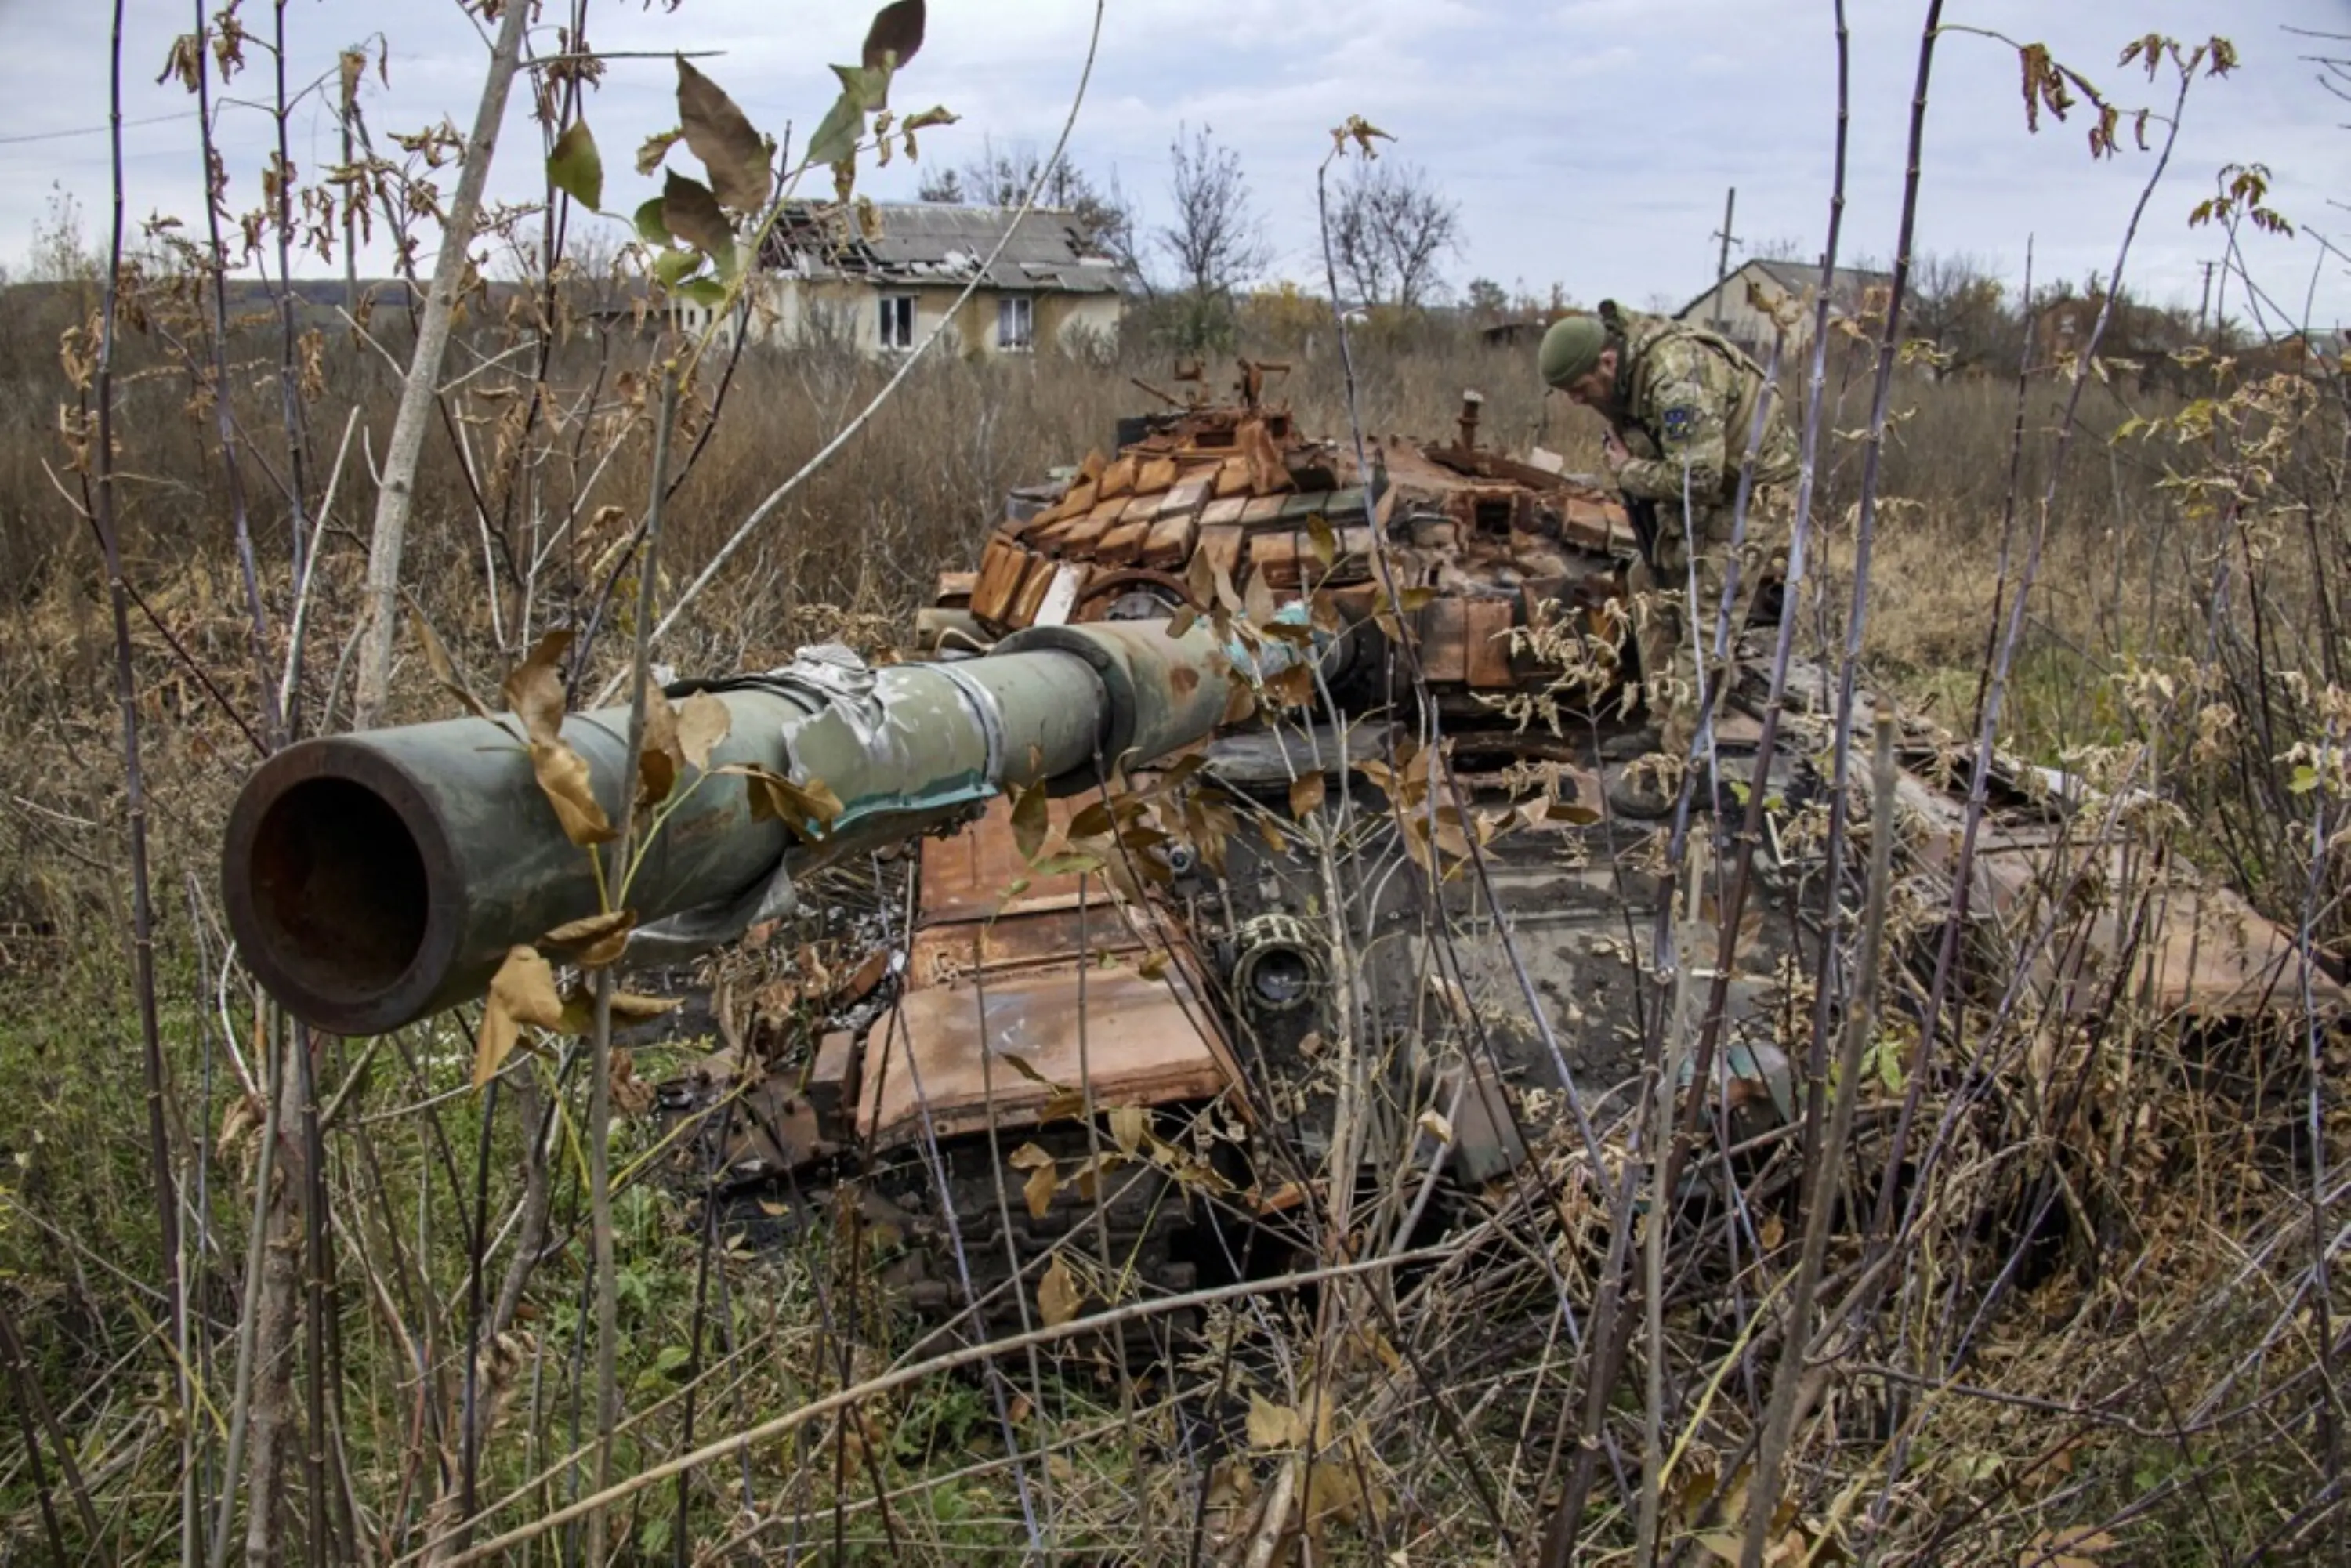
[635,125,682,176]
[405,593,494,719]
[638,690,683,809]
[610,1048,654,1117]
[1037,1255,1081,1327]
[1009,780,1049,861]
[1246,1392,1308,1450]
[502,627,574,746]
[724,765,842,840]
[555,986,683,1036]
[861,0,926,71]
[543,907,636,969]
[1290,772,1326,819]
[676,57,771,214]
[1009,1142,1057,1219]
[661,168,734,259]
[502,629,614,844]
[1000,1053,1052,1087]
[1267,662,1315,709]
[1109,1103,1147,1154]
[1023,1160,1056,1220]
[676,690,731,770]
[1305,1459,1368,1528]
[476,945,564,1087]
[530,740,617,846]
[1306,512,1338,568]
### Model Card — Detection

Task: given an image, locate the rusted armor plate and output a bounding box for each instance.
[856,958,1234,1147]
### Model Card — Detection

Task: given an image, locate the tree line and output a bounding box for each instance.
[913,124,1463,349]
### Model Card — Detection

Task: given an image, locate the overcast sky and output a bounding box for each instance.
[2,0,2346,329]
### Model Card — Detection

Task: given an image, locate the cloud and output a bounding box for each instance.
[2,0,2343,330]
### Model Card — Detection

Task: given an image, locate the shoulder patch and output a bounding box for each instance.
[1661,405,1698,443]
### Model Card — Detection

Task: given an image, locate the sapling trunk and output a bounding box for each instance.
[268,0,316,737]
[351,0,534,728]
[1549,4,1857,1553]
[191,0,281,748]
[589,368,680,1564]
[1741,719,1900,1563]
[0,1291,100,1552]
[1735,14,1952,1559]
[88,5,191,1555]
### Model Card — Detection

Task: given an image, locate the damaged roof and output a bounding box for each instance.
[760,201,1125,295]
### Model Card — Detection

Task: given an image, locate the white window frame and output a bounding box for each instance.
[996,295,1034,353]
[878,293,915,351]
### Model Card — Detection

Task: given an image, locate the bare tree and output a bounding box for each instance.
[1748,233,1815,263]
[1328,159,1461,310]
[1906,251,2015,378]
[1155,122,1267,301]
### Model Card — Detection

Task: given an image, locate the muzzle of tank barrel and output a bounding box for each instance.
[223,619,1331,1036]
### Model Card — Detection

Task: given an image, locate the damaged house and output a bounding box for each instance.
[1675,257,1895,359]
[673,201,1126,356]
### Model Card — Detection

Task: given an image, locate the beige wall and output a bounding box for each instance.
[1681,265,1815,352]
[683,277,1123,357]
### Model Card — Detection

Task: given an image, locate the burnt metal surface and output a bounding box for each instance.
[960,386,1639,743]
[857,961,1233,1147]
[1889,766,2349,1020]
[858,789,1241,1150]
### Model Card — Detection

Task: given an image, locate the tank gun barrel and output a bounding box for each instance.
[223,618,1311,1036]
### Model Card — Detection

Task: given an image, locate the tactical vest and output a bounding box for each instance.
[1604,303,1795,494]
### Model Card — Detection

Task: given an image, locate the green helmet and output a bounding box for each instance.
[1538,313,1607,389]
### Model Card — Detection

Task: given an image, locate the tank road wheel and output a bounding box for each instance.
[1074,568,1202,623]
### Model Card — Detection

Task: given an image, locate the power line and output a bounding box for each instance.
[0,111,200,147]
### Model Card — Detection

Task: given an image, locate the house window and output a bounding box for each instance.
[997,295,1034,353]
[878,294,915,350]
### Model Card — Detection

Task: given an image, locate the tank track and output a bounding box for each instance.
[867,1119,1219,1362]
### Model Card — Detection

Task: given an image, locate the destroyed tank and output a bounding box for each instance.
[220,361,2344,1349]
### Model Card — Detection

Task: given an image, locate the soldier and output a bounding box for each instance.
[1539,300,1798,817]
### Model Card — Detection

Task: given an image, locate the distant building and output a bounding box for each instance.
[670,201,1125,356]
[1674,258,1895,359]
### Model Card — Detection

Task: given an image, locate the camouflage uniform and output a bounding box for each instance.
[1599,301,1799,759]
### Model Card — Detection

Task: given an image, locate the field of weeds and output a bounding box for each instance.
[2,9,2349,1567]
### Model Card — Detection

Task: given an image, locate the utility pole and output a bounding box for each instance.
[2197,259,2216,339]
[1709,186,1741,330]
